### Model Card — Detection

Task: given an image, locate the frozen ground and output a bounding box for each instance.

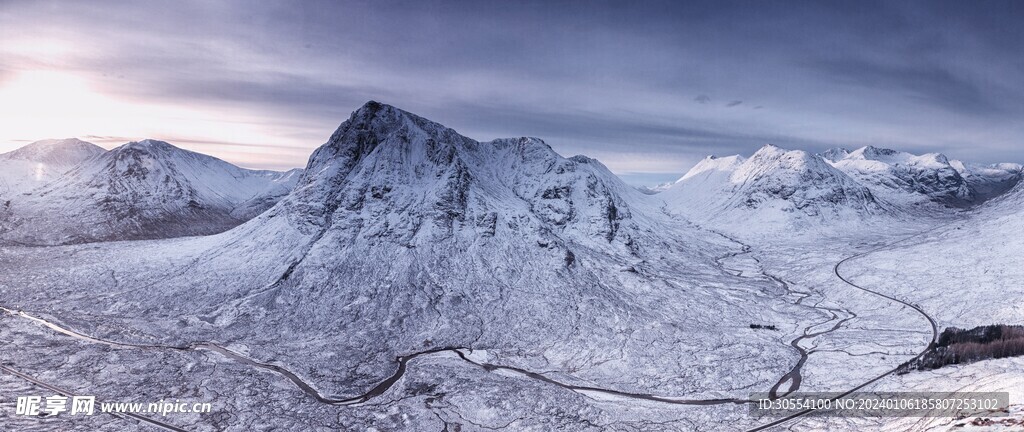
[0,103,1020,431]
[4,205,1015,431]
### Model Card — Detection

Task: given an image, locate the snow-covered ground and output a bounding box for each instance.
[0,102,1020,431]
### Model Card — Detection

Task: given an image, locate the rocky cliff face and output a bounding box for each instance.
[273,101,641,245]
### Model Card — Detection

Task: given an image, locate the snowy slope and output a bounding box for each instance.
[0,138,106,196]
[0,139,300,245]
[176,103,818,398]
[673,154,745,190]
[4,102,809,407]
[663,144,885,231]
[2,102,1018,431]
[825,146,1020,207]
[841,171,1024,331]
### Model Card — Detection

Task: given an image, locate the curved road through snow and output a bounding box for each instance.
[745,222,955,431]
[0,222,955,431]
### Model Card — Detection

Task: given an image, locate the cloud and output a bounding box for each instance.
[1,0,1023,173]
[810,57,1008,116]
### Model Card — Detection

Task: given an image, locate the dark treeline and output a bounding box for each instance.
[749,324,778,330]
[898,325,1024,373]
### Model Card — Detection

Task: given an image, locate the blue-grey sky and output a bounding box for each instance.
[1,0,1022,185]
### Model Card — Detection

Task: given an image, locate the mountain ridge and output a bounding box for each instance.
[0,138,106,197]
[0,139,300,245]
[159,101,801,400]
[824,145,1021,207]
[662,144,887,232]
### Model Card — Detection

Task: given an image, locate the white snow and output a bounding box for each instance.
[0,139,301,244]
[0,102,1021,431]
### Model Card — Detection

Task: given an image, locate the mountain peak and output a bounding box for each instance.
[847,146,951,168]
[6,137,301,244]
[679,154,744,182]
[849,145,903,161]
[821,147,850,162]
[664,144,883,227]
[747,144,818,167]
[343,101,446,136]
[121,139,177,151]
[278,102,641,244]
[25,137,93,148]
[349,100,400,123]
[301,102,478,192]
[1,138,105,165]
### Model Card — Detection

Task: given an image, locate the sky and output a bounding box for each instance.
[1,0,1022,185]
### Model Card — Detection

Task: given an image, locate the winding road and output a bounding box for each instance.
[0,363,189,432]
[745,222,955,432]
[0,222,954,431]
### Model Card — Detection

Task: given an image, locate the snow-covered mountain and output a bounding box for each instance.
[0,138,106,196]
[663,144,885,230]
[671,154,746,191]
[269,101,648,245]
[823,146,1021,207]
[952,160,1022,202]
[5,102,1021,431]
[119,101,800,400]
[839,167,1024,345]
[0,139,301,245]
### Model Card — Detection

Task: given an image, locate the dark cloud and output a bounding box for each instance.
[1,0,1022,183]
[810,58,1007,116]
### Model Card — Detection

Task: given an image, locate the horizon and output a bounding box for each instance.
[2,1,1023,185]
[8,120,1021,189]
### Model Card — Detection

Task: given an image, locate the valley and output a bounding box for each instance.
[0,102,1021,431]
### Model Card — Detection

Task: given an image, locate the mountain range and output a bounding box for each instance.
[659,143,1020,234]
[0,138,301,245]
[6,120,1019,246]
[823,145,1020,207]
[1,101,1023,431]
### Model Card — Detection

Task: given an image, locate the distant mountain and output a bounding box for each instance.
[0,139,300,245]
[0,138,106,196]
[823,146,1021,207]
[976,175,1024,218]
[672,154,746,191]
[663,144,885,230]
[634,182,673,195]
[950,160,1022,202]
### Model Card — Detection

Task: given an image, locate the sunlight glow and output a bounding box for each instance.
[0,71,107,139]
[0,70,311,169]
